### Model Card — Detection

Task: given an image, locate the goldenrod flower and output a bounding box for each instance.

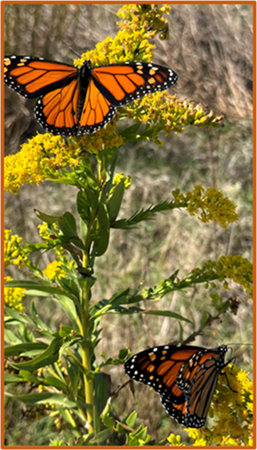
[4,128,124,194]
[112,173,131,189]
[38,223,55,240]
[4,229,27,268]
[192,255,253,294]
[124,95,224,145]
[43,260,66,281]
[4,276,25,312]
[4,133,82,194]
[167,433,184,446]
[76,5,170,69]
[173,185,238,228]
[185,365,253,446]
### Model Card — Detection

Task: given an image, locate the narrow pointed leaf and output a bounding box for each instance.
[5,342,47,357]
[34,209,60,224]
[9,336,63,371]
[58,212,78,238]
[144,310,192,323]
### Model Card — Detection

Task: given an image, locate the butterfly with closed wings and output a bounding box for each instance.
[124,344,235,428]
[4,55,178,137]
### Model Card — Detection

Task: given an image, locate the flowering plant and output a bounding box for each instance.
[4,4,252,447]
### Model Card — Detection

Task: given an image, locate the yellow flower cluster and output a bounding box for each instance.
[4,229,27,268]
[186,365,253,446]
[173,184,238,228]
[167,433,184,446]
[4,276,25,312]
[43,260,66,281]
[125,94,224,145]
[113,173,131,189]
[74,5,170,69]
[81,122,124,154]
[194,255,253,294]
[4,127,125,194]
[4,133,82,194]
[38,223,54,240]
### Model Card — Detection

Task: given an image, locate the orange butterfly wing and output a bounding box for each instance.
[4,56,77,98]
[35,79,80,136]
[77,79,116,135]
[92,62,178,106]
[124,344,228,428]
[160,350,223,428]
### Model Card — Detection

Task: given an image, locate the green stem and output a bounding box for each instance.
[78,156,104,434]
[80,277,94,434]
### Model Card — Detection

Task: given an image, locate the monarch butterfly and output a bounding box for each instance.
[4,55,178,137]
[124,344,234,428]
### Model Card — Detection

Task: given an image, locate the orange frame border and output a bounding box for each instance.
[0,0,254,450]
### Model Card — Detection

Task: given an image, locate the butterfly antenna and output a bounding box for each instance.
[228,343,253,346]
[222,369,237,393]
[69,47,81,58]
[221,356,237,393]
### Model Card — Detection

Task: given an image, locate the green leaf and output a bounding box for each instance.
[89,429,111,445]
[66,357,80,399]
[101,399,115,430]
[77,191,91,222]
[80,216,88,242]
[59,325,74,337]
[44,376,69,392]
[89,304,112,321]
[107,179,125,223]
[58,276,81,300]
[4,306,36,326]
[5,280,79,315]
[92,202,110,257]
[125,411,137,428]
[31,302,51,331]
[5,281,74,299]
[5,392,77,408]
[85,371,94,382]
[9,336,63,371]
[22,242,51,253]
[116,422,129,434]
[109,289,130,306]
[58,212,78,238]
[53,294,78,324]
[119,123,141,141]
[57,406,76,427]
[144,310,192,323]
[34,209,60,224]
[46,176,77,185]
[84,186,99,210]
[4,373,24,384]
[112,200,176,229]
[199,311,209,331]
[94,373,111,433]
[19,370,44,384]
[119,348,130,361]
[178,322,183,344]
[4,329,22,345]
[5,342,47,357]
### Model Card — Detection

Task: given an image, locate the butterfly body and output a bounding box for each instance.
[4,55,178,136]
[124,344,229,428]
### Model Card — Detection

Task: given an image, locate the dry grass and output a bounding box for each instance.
[4,3,253,445]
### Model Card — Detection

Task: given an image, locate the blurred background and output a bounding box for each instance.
[4,3,253,445]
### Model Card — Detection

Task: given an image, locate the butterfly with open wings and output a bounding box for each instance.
[4,55,178,137]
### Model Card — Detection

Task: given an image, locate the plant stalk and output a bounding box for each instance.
[80,275,94,434]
